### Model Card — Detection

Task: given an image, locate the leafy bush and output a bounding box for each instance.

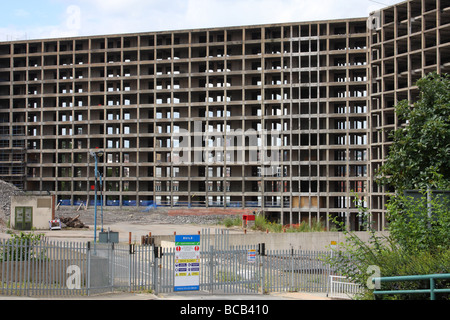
[386,191,450,252]
[221,216,242,228]
[253,215,325,233]
[219,214,326,233]
[325,195,450,300]
[0,232,44,262]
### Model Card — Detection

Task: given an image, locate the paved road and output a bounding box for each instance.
[154,291,331,300]
[0,290,331,300]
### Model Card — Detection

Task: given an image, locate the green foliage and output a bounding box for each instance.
[0,232,44,262]
[370,248,450,300]
[221,216,242,228]
[254,214,281,232]
[9,232,43,242]
[219,214,326,233]
[343,72,450,299]
[253,215,326,233]
[324,194,450,300]
[324,211,392,298]
[386,191,450,252]
[375,72,450,191]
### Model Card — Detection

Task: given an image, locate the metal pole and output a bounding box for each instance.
[209,245,214,294]
[291,248,294,292]
[129,243,133,292]
[152,245,157,294]
[100,173,104,232]
[430,277,435,300]
[87,242,91,296]
[94,154,98,247]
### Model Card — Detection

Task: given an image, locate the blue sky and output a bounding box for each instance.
[0,0,405,41]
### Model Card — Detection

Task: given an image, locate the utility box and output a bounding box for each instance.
[99,231,119,243]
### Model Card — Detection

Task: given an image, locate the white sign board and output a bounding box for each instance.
[174,235,200,291]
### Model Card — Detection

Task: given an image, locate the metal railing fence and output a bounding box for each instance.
[263,249,331,293]
[328,275,365,299]
[1,230,358,298]
[373,274,450,300]
[0,238,88,297]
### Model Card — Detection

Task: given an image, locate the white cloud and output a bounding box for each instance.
[0,0,406,41]
[164,0,385,30]
[14,9,31,18]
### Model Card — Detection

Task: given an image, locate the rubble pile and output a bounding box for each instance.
[0,180,25,232]
[59,215,89,229]
[0,180,25,218]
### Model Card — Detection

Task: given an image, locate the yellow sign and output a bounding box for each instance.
[178,259,199,263]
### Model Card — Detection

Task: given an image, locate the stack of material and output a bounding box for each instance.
[59,215,89,229]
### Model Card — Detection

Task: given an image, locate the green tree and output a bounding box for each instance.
[375,72,450,191]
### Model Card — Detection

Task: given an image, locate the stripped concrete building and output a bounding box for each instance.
[0,0,448,231]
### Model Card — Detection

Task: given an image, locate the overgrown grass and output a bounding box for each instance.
[254,215,326,232]
[221,216,242,228]
[219,214,326,233]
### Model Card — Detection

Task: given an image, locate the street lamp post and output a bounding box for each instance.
[90,149,103,246]
[99,172,104,232]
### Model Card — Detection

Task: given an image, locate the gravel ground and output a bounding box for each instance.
[55,206,235,227]
[0,178,239,234]
[1,205,240,240]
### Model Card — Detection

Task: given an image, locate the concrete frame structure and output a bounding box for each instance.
[368,0,450,230]
[0,0,448,231]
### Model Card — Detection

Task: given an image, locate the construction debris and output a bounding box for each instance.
[58,215,89,229]
[0,180,25,232]
[0,179,25,218]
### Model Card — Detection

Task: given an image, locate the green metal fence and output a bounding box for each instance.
[373,273,450,300]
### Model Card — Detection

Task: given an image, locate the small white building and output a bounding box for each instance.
[10,195,55,230]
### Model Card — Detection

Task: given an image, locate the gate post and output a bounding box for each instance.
[209,245,214,294]
[290,248,294,292]
[110,243,115,292]
[86,241,91,296]
[258,243,266,294]
[128,244,133,292]
[152,246,161,294]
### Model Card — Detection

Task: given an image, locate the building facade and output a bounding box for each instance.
[0,0,448,231]
[368,0,450,230]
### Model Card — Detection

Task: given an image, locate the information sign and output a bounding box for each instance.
[174,235,200,291]
[247,249,256,263]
